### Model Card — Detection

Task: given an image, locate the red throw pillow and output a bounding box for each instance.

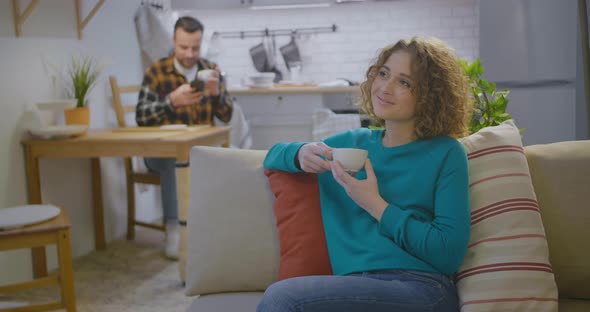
[264,169,333,280]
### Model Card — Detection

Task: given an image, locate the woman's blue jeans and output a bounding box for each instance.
[257,270,458,312]
[144,157,178,222]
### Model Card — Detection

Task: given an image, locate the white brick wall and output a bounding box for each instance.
[190,0,479,87]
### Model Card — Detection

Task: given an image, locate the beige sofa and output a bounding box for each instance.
[183,140,590,312]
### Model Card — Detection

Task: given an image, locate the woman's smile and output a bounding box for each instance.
[376,95,395,106]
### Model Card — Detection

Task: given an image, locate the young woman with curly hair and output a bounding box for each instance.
[259,36,472,312]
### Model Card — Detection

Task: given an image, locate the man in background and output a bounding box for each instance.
[136,16,233,259]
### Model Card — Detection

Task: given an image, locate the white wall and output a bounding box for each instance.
[0,0,478,285]
[0,0,161,285]
[577,0,590,140]
[187,0,479,87]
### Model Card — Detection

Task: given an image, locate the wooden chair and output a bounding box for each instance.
[108,75,165,240]
[0,207,76,312]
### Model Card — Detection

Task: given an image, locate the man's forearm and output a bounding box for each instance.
[213,87,233,123]
[136,85,173,126]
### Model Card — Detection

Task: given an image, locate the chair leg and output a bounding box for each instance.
[32,247,48,278]
[57,229,76,312]
[127,179,136,240]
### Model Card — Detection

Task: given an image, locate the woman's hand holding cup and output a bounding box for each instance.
[297,142,333,173]
[331,148,368,173]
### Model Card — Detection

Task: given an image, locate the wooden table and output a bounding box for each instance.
[21,126,230,277]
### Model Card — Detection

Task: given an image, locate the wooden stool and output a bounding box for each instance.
[0,206,76,312]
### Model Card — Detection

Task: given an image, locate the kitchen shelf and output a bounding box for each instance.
[11,0,105,40]
[75,0,105,40]
[213,24,337,39]
[229,85,359,95]
[12,0,39,37]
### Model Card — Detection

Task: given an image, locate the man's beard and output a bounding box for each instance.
[180,58,196,68]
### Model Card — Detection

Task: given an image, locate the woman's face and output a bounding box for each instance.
[371,50,418,124]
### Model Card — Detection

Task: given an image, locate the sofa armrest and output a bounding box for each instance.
[185,147,280,296]
[525,140,590,300]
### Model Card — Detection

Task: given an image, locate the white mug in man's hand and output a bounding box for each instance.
[197,69,215,81]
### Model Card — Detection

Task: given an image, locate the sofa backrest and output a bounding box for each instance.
[524,140,590,300]
[184,140,590,300]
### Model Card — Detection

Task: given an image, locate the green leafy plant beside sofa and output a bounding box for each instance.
[459,58,514,134]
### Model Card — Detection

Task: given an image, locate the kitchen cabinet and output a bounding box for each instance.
[230,85,359,95]
[235,93,324,149]
[230,86,360,149]
[171,0,340,10]
[251,0,367,6]
[250,0,329,6]
[171,0,252,10]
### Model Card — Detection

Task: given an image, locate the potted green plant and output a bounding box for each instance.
[63,54,103,126]
[459,58,515,134]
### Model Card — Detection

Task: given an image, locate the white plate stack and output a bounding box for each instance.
[247,72,275,89]
[25,99,88,139]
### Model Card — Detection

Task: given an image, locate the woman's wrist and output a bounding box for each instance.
[368,199,388,221]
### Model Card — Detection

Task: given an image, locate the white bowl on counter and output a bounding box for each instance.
[248,72,275,87]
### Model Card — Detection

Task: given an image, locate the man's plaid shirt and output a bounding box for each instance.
[136,56,233,126]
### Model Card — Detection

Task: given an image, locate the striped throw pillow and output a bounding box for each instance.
[457,120,558,311]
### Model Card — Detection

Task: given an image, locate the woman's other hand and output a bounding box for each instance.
[297,142,333,173]
[331,158,388,221]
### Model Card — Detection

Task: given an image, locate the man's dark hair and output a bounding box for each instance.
[174,16,204,33]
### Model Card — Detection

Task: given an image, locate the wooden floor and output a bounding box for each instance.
[0,228,192,312]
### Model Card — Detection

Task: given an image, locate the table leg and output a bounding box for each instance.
[23,145,41,204]
[91,158,106,250]
[23,145,48,278]
[57,228,77,312]
[223,130,230,148]
[176,150,190,282]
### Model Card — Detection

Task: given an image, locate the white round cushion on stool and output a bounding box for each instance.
[0,205,61,230]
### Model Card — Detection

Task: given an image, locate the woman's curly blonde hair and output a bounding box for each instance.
[359,36,472,139]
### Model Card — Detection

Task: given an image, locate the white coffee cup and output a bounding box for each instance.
[332,148,368,172]
[197,69,215,81]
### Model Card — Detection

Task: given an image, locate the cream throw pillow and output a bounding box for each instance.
[185,147,279,296]
[457,120,558,311]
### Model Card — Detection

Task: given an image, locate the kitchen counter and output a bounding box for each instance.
[229,85,361,149]
[228,85,359,95]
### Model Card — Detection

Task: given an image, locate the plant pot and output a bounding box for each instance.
[64,106,90,126]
